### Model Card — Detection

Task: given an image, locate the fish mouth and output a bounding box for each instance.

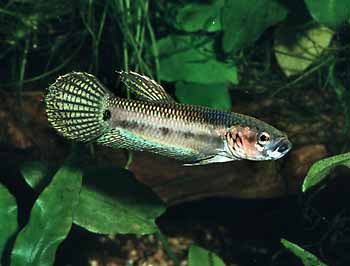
[266,137,292,160]
[275,138,292,154]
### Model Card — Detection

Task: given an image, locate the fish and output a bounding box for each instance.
[44,71,292,165]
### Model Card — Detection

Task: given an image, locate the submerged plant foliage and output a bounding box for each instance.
[11,155,83,266]
[0,185,17,266]
[21,161,166,235]
[1,0,350,265]
[188,245,225,266]
[303,152,350,192]
[281,239,328,266]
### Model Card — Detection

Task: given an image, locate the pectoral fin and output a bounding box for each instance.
[118,71,175,102]
[183,154,239,166]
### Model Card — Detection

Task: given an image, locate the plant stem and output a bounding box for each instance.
[271,55,334,97]
[17,37,30,122]
[119,0,133,169]
[144,1,160,82]
[2,35,86,87]
[156,230,180,266]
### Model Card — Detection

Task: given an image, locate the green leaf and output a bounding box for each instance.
[304,0,350,28]
[20,161,52,191]
[74,165,165,235]
[176,0,224,32]
[274,24,334,77]
[20,162,165,235]
[0,184,18,266]
[175,82,231,111]
[188,245,225,266]
[222,0,288,53]
[11,157,82,266]
[281,239,328,266]
[158,35,237,84]
[302,152,350,192]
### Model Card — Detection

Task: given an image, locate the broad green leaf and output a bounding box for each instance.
[20,161,165,235]
[222,0,288,53]
[175,82,231,111]
[188,245,225,266]
[74,165,165,235]
[11,157,82,266]
[158,35,237,84]
[281,239,328,266]
[274,24,334,76]
[20,161,52,191]
[303,152,350,192]
[176,0,224,32]
[304,0,350,28]
[0,184,18,266]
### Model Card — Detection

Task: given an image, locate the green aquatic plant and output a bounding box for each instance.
[303,152,350,192]
[0,150,230,266]
[188,245,225,266]
[11,153,83,266]
[0,184,17,266]
[281,239,328,266]
[0,0,82,86]
[20,160,165,235]
[1,147,166,266]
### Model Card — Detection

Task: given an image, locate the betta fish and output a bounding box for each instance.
[44,71,291,165]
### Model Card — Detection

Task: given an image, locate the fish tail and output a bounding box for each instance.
[45,72,113,142]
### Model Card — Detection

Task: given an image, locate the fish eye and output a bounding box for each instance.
[258,132,271,145]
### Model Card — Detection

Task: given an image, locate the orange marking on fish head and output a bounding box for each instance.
[226,126,261,159]
[240,126,262,158]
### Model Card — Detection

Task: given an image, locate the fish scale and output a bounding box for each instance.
[99,98,225,161]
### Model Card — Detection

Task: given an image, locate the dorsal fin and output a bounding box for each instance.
[118,71,175,102]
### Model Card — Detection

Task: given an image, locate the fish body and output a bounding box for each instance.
[45,72,291,165]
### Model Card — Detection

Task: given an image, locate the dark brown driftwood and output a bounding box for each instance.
[102,144,326,204]
[0,91,329,204]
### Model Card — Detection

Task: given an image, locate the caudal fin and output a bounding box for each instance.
[45,72,113,142]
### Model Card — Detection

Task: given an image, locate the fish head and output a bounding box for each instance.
[225,123,291,161]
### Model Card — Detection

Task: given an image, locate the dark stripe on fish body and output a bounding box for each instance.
[117,120,139,130]
[104,97,228,160]
[160,127,169,136]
